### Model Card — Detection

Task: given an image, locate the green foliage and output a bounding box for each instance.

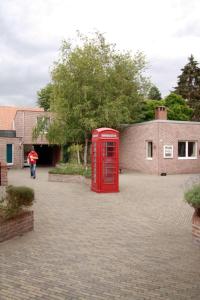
[37,83,53,111]
[184,184,200,209]
[0,186,35,219]
[164,93,193,120]
[49,163,91,178]
[32,116,50,141]
[38,32,150,145]
[141,93,193,121]
[141,99,165,121]
[67,144,83,164]
[174,55,200,120]
[148,85,162,100]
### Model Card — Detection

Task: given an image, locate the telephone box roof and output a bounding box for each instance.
[93,128,119,133]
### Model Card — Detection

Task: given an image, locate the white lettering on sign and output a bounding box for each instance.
[92,134,98,138]
[164,145,173,158]
[101,134,117,138]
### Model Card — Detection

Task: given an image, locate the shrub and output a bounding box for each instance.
[49,163,91,178]
[0,185,35,219]
[184,184,200,209]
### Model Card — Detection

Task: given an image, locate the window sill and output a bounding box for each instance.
[178,157,197,160]
[146,158,153,160]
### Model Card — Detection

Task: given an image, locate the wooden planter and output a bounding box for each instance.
[192,208,200,245]
[0,210,34,243]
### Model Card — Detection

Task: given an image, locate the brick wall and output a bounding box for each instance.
[120,122,159,174]
[192,209,200,245]
[0,162,7,186]
[158,121,200,174]
[0,137,22,168]
[0,211,34,242]
[120,120,200,175]
[15,111,52,144]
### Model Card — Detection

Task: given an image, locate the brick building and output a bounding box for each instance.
[120,106,200,175]
[0,106,61,168]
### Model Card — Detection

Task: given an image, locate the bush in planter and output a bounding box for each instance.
[49,163,91,178]
[184,184,200,215]
[0,185,35,219]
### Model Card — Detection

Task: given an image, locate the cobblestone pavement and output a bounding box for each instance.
[0,168,200,300]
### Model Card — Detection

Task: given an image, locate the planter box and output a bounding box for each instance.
[0,210,34,243]
[192,209,200,245]
[48,173,91,185]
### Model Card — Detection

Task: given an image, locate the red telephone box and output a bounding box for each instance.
[91,128,119,193]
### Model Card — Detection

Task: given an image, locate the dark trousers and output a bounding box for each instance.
[30,164,36,178]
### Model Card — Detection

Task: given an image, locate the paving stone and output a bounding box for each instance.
[0,168,200,299]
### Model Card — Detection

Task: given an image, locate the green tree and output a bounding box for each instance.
[141,99,165,121]
[165,93,193,120]
[174,55,200,120]
[37,83,53,111]
[45,32,149,164]
[148,85,162,100]
[141,93,193,121]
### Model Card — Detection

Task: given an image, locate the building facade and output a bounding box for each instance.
[120,107,200,175]
[0,106,61,168]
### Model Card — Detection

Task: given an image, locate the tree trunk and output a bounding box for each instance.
[77,146,81,165]
[84,137,88,168]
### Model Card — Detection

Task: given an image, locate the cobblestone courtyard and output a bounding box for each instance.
[0,168,200,300]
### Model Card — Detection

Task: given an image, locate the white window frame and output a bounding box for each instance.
[6,144,14,166]
[146,141,153,160]
[178,141,197,159]
[163,145,173,159]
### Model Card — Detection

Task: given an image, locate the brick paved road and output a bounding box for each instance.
[0,168,200,300]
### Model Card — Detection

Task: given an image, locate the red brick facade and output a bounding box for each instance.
[0,211,34,242]
[0,162,8,186]
[120,120,200,175]
[0,108,59,168]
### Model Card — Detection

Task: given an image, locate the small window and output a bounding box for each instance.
[146,141,153,159]
[178,141,197,159]
[6,144,13,165]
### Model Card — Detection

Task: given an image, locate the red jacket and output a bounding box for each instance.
[27,151,38,164]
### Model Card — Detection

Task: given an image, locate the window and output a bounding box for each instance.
[6,144,13,165]
[178,141,197,159]
[146,141,153,159]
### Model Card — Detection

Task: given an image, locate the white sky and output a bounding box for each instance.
[0,0,200,106]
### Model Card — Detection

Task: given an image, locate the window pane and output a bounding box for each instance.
[147,142,153,158]
[178,142,186,157]
[6,144,13,163]
[188,142,196,157]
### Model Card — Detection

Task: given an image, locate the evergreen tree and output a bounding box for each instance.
[148,85,162,100]
[175,55,200,120]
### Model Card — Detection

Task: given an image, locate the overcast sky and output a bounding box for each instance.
[0,0,200,107]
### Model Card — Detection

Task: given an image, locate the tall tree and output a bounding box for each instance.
[164,93,193,121]
[45,32,150,164]
[141,93,193,121]
[37,83,53,111]
[148,85,162,100]
[175,55,200,120]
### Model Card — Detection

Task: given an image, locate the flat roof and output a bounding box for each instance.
[122,119,200,128]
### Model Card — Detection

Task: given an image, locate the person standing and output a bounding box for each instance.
[27,146,39,179]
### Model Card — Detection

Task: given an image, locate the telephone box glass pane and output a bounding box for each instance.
[92,142,97,183]
[103,142,116,183]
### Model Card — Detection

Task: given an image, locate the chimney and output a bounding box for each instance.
[155,106,167,120]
